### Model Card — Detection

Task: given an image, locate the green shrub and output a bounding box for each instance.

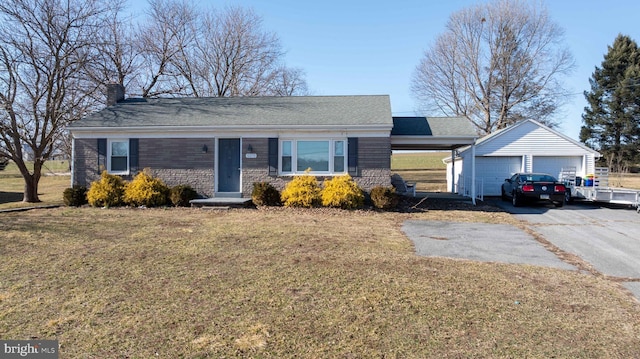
[370,186,398,210]
[170,185,199,207]
[63,185,87,207]
[124,169,169,207]
[252,182,281,206]
[281,174,321,208]
[87,171,126,207]
[321,174,364,209]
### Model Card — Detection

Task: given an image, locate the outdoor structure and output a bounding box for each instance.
[444,119,601,197]
[70,87,395,198]
[68,85,480,200]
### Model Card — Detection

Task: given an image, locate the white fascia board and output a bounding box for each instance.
[70,125,392,139]
[390,135,477,146]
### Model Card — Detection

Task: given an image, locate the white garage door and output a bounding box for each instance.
[533,156,582,179]
[476,156,522,196]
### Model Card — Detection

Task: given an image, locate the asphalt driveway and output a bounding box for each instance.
[403,199,640,300]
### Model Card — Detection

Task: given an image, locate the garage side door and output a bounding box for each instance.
[532,156,582,179]
[476,156,522,196]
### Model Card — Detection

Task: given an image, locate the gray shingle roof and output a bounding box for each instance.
[391,117,477,137]
[70,95,393,128]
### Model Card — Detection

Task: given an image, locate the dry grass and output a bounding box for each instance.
[0,160,70,210]
[1,207,639,358]
[0,176,69,209]
[609,172,640,189]
[391,151,448,170]
[392,152,449,192]
[394,169,448,192]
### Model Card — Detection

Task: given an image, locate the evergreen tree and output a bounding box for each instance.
[581,34,640,172]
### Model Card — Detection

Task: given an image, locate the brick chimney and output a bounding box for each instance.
[106,84,125,106]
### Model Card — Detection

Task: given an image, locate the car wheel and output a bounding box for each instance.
[512,192,521,207]
[564,191,572,204]
[501,187,508,201]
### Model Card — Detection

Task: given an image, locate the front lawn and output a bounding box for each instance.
[0,160,69,210]
[1,207,638,357]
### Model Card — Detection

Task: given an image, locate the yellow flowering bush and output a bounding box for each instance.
[321,174,364,209]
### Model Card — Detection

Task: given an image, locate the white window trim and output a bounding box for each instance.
[107,139,129,175]
[279,138,347,175]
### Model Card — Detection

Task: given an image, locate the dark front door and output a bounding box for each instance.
[218,139,241,193]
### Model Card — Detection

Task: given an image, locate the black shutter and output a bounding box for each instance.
[268,138,278,176]
[348,137,358,176]
[129,138,139,173]
[97,138,106,172]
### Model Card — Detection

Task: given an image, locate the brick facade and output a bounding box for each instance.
[74,136,392,198]
[73,138,216,197]
[139,138,216,196]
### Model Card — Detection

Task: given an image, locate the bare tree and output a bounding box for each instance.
[85,0,138,90]
[268,66,310,96]
[411,0,574,134]
[124,1,306,99]
[194,6,283,97]
[0,0,108,202]
[133,0,198,98]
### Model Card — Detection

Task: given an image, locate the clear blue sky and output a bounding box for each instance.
[130,0,640,140]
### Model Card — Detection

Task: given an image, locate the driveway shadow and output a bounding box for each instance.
[0,191,23,204]
[485,196,615,215]
[489,196,638,215]
[483,197,556,214]
[403,193,507,213]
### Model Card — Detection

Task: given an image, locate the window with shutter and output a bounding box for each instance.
[278,138,349,175]
[108,140,129,174]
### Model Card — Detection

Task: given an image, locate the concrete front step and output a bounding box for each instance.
[190,197,253,208]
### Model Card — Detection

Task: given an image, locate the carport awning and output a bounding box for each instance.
[390,117,477,150]
[391,116,479,204]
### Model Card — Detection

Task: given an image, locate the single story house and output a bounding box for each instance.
[69,85,478,199]
[444,119,602,197]
[69,86,397,198]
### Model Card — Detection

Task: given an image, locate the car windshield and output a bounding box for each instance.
[521,174,556,182]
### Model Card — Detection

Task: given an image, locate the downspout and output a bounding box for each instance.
[471,139,477,205]
[70,136,75,187]
[450,148,456,193]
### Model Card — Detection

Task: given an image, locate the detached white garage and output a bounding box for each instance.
[444,119,601,197]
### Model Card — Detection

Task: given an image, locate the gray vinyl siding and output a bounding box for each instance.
[242,138,269,170]
[139,138,215,196]
[358,137,391,169]
[139,138,214,170]
[72,138,100,186]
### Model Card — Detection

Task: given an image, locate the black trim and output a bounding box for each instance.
[348,137,358,176]
[129,138,139,173]
[268,138,278,176]
[97,138,106,172]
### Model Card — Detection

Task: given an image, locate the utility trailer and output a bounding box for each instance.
[559,167,640,212]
